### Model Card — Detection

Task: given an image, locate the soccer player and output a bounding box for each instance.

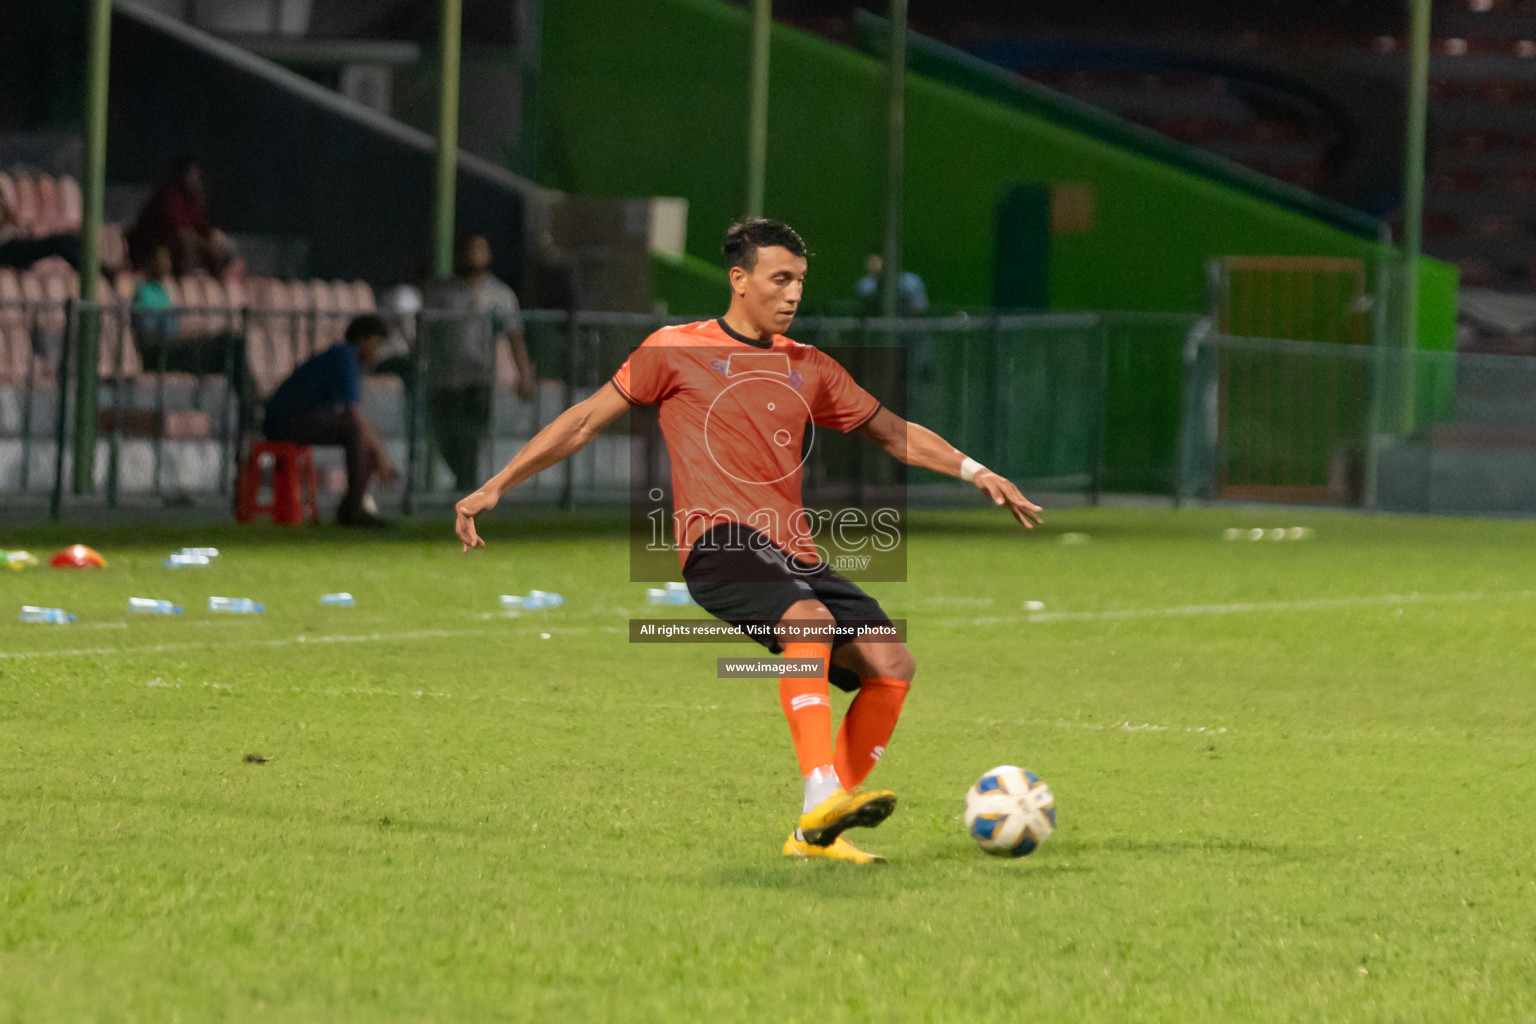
[454,219,1042,863]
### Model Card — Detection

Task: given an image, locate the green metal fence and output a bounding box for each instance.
[0,302,1205,519]
[1179,333,1536,515]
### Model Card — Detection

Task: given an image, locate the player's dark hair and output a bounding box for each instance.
[345,314,389,345]
[723,218,807,271]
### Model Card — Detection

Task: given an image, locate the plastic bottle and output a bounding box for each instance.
[319,593,355,607]
[208,596,264,614]
[178,547,220,559]
[647,585,695,605]
[164,553,211,568]
[500,591,567,611]
[19,606,74,624]
[128,597,183,615]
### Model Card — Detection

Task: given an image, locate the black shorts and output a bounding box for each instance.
[682,522,896,691]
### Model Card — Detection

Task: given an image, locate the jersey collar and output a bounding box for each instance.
[715,317,774,349]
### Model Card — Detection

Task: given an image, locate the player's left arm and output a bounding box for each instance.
[858,406,1043,528]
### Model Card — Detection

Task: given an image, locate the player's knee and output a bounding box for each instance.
[864,642,916,684]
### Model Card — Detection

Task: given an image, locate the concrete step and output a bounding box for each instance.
[1378,439,1536,513]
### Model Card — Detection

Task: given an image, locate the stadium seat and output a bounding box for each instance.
[11,175,40,236]
[34,176,62,236]
[113,272,141,303]
[35,268,72,339]
[57,176,82,232]
[0,326,31,383]
[349,280,376,312]
[0,267,23,328]
[94,277,142,379]
[309,278,343,351]
[99,222,127,272]
[223,278,249,324]
[236,441,319,526]
[255,277,303,372]
[177,276,212,337]
[244,321,276,394]
[201,277,233,335]
[0,174,16,223]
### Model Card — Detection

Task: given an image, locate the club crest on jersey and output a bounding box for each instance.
[788,370,804,390]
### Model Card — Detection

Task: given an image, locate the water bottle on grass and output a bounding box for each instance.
[20,606,74,624]
[647,585,695,606]
[208,597,263,614]
[128,598,183,615]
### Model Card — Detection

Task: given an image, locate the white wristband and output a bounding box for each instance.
[959,457,987,483]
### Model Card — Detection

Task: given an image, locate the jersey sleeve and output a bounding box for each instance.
[610,331,676,406]
[808,348,881,433]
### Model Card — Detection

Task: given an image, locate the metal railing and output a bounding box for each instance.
[3,301,1299,519]
[1179,332,1536,515]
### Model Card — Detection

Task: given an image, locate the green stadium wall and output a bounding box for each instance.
[538,0,1455,349]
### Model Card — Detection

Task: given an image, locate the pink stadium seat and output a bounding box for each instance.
[11,175,40,236]
[244,321,276,394]
[36,268,73,338]
[0,268,23,334]
[350,280,376,312]
[100,222,127,272]
[174,276,204,336]
[285,280,314,360]
[58,176,82,232]
[0,173,16,221]
[0,326,31,383]
[201,278,232,334]
[17,269,44,309]
[34,176,62,236]
[95,278,142,378]
[266,317,296,389]
[223,278,249,315]
[114,272,141,303]
[309,278,343,350]
[331,280,356,315]
[248,278,298,381]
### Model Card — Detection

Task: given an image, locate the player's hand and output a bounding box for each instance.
[455,488,499,552]
[975,471,1043,529]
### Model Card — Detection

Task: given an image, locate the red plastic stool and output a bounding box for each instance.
[236,442,319,525]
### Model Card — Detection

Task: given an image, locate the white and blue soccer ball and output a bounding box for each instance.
[964,765,1056,857]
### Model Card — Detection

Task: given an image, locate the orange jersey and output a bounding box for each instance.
[612,318,881,565]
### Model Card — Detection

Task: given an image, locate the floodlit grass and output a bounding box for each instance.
[2,506,1534,1022]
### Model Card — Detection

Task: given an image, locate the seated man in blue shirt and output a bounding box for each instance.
[263,314,398,527]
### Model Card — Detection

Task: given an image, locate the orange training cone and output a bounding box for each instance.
[50,544,108,569]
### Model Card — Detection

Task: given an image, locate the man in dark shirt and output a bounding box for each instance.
[264,315,398,527]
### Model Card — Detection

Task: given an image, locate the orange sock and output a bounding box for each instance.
[834,676,910,789]
[778,641,834,777]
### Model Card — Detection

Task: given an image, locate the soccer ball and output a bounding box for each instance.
[964,765,1056,857]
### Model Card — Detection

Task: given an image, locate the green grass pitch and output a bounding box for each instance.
[2,506,1534,1022]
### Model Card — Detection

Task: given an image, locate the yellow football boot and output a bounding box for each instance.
[783,832,887,865]
[798,787,897,847]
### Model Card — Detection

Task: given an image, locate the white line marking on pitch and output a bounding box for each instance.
[0,628,492,661]
[951,590,1536,627]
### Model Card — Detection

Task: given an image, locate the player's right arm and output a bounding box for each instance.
[454,382,631,551]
